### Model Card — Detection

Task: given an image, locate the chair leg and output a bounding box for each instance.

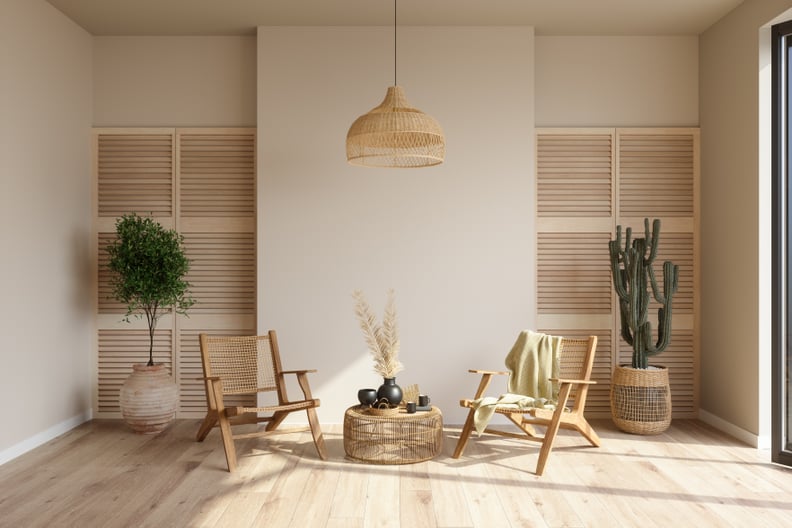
[208,380,237,472]
[196,412,218,442]
[453,408,477,458]
[306,407,327,460]
[217,410,238,472]
[265,410,289,432]
[535,384,572,476]
[575,417,601,447]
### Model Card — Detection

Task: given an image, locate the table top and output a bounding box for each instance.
[345,404,441,421]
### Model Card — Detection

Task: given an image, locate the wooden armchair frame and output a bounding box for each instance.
[196,331,327,471]
[453,335,600,476]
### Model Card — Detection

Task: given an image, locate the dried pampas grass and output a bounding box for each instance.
[352,289,403,378]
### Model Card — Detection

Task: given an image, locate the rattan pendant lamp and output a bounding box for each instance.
[346,0,445,168]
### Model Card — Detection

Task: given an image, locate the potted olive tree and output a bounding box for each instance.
[106,213,194,434]
[608,218,679,434]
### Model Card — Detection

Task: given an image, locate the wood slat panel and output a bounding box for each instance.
[536,127,698,421]
[537,232,612,314]
[94,127,257,419]
[182,233,256,314]
[97,233,125,314]
[618,133,695,217]
[537,133,613,217]
[97,329,173,414]
[179,133,255,217]
[97,134,173,217]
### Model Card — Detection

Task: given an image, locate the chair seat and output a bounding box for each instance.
[230,398,320,416]
[459,398,569,415]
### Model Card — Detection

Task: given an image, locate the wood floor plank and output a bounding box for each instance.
[214,491,268,528]
[365,465,401,528]
[400,489,437,527]
[330,459,370,520]
[1,419,792,527]
[429,435,475,527]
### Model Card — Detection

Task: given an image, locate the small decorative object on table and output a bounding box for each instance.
[358,388,378,407]
[367,398,400,416]
[353,288,404,406]
[403,384,420,405]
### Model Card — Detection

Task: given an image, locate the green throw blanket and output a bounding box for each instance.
[471,330,562,434]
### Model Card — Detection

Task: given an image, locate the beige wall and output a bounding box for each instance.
[535,36,699,127]
[257,26,535,424]
[700,0,792,446]
[93,36,256,126]
[0,0,93,459]
[0,11,724,456]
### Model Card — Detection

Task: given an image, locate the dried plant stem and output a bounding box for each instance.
[353,289,403,378]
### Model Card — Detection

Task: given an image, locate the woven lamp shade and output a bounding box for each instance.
[346,85,445,168]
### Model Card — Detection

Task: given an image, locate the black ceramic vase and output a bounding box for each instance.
[376,377,403,407]
[357,388,377,406]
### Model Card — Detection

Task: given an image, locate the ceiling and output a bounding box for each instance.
[46,0,745,37]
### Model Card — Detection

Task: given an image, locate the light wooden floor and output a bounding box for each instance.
[1,418,791,527]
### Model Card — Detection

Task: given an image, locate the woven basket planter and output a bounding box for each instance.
[610,365,672,435]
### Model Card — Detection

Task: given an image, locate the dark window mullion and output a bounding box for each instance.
[772,20,792,466]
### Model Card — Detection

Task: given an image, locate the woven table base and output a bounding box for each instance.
[343,405,443,464]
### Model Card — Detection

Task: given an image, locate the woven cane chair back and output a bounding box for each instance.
[201,334,279,395]
[557,336,596,411]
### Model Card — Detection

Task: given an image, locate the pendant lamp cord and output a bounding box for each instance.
[394,0,397,86]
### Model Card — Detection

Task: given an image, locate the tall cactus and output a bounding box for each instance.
[608,218,679,369]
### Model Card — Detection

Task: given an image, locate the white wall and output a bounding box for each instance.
[93,36,256,126]
[258,27,535,424]
[535,36,698,127]
[0,13,715,457]
[0,0,93,461]
[700,0,792,447]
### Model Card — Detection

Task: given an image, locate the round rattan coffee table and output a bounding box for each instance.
[343,405,443,464]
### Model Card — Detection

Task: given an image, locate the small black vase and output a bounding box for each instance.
[376,377,403,407]
[357,388,378,406]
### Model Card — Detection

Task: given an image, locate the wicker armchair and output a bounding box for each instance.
[196,331,327,471]
[453,334,600,476]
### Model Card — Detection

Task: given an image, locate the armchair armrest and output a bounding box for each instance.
[549,378,596,385]
[466,369,509,399]
[280,369,319,400]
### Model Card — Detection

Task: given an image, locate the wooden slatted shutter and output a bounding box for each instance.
[93,128,257,419]
[536,128,616,417]
[615,128,699,419]
[536,127,699,419]
[177,129,257,416]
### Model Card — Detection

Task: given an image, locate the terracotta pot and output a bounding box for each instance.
[120,363,179,434]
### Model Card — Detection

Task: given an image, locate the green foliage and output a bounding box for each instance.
[106,213,195,365]
[608,218,679,369]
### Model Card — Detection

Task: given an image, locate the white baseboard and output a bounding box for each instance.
[0,409,93,466]
[698,409,770,449]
